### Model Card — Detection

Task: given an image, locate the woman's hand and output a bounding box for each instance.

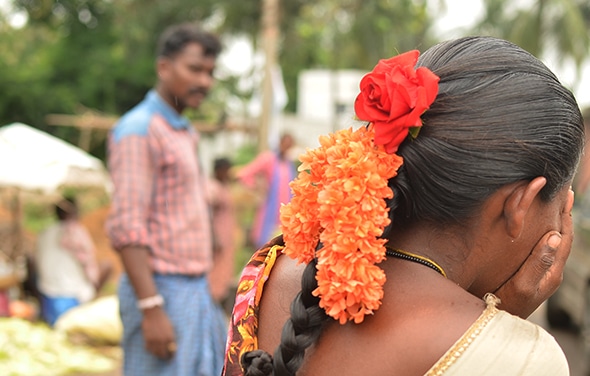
[494,189,574,319]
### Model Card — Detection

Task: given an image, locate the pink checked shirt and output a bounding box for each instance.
[106,90,212,275]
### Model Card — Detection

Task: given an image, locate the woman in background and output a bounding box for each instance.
[238,134,297,249]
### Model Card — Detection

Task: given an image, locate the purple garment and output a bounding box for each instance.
[238,151,296,248]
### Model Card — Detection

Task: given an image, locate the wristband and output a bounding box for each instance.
[137,294,164,311]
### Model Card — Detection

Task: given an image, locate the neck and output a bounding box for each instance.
[155,85,184,114]
[386,224,475,287]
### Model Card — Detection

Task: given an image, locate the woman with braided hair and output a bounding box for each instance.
[222,36,584,375]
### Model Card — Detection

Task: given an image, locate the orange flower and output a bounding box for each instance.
[280,125,403,323]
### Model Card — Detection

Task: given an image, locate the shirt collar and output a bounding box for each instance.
[145,89,191,130]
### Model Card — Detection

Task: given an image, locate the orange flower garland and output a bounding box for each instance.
[280,50,439,324]
[280,126,403,323]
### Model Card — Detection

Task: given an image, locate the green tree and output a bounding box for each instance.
[4,0,228,156]
[472,0,590,80]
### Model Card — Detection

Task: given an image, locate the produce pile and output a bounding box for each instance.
[0,317,118,376]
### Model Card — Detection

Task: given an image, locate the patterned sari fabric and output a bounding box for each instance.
[223,236,285,375]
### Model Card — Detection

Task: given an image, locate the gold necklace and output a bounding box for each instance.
[385,248,447,278]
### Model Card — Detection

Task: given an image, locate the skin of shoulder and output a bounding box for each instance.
[257,254,485,376]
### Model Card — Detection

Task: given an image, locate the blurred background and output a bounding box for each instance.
[0,0,589,375]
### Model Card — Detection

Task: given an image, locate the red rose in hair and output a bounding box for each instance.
[354,50,439,153]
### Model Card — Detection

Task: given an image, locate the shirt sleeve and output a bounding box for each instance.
[106,133,155,252]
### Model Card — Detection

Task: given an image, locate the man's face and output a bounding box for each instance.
[158,42,217,111]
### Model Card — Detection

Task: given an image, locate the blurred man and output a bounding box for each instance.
[106,23,225,376]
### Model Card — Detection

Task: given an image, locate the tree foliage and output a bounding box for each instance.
[471,0,590,79]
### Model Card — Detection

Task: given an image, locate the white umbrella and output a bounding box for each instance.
[0,123,111,193]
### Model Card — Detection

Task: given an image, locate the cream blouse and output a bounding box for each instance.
[426,294,569,376]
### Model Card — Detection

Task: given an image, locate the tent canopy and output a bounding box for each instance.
[0,123,111,193]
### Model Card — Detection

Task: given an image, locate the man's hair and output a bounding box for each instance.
[156,23,222,59]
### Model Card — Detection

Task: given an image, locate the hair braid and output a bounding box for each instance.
[241,250,329,376]
[241,350,275,376]
[273,256,329,376]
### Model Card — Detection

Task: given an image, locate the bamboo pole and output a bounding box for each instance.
[259,0,279,152]
[45,113,256,134]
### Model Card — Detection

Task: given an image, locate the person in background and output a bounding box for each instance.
[207,157,238,313]
[224,36,584,375]
[238,133,297,249]
[106,23,226,376]
[36,196,111,326]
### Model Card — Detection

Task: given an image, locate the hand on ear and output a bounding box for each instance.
[494,186,574,318]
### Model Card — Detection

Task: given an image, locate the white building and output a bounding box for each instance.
[297,69,365,127]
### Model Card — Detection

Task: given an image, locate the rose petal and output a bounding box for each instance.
[354,50,439,153]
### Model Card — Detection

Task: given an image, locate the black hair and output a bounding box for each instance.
[156,23,222,59]
[214,157,233,172]
[241,36,585,376]
[55,196,77,221]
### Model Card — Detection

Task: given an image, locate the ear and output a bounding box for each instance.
[156,57,171,82]
[503,177,547,240]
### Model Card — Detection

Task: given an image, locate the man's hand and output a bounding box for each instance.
[142,306,177,359]
[494,189,574,319]
[119,246,176,358]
